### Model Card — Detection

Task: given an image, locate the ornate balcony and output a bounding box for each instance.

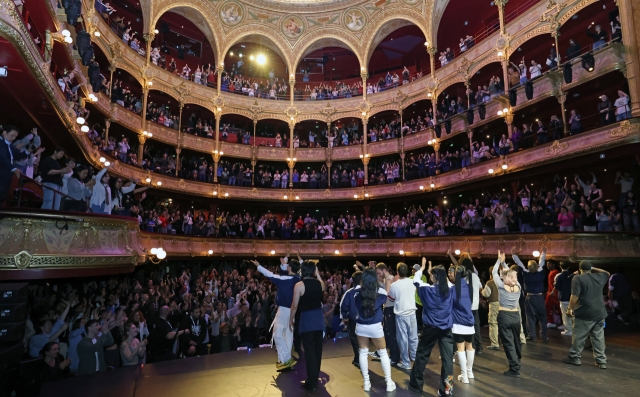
[0,210,143,280]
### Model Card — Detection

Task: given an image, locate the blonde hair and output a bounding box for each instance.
[527,260,538,273]
[502,269,518,286]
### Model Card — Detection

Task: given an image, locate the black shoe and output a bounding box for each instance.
[476,349,483,355]
[598,363,607,369]
[526,337,535,342]
[503,370,521,378]
[542,338,549,343]
[487,345,501,351]
[562,357,582,366]
[300,381,317,391]
[408,385,422,393]
[352,359,360,368]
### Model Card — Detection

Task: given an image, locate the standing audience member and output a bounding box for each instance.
[388,263,418,371]
[40,148,70,211]
[482,266,501,350]
[563,261,609,369]
[77,318,121,375]
[512,247,549,342]
[451,265,476,384]
[340,269,363,368]
[552,262,575,336]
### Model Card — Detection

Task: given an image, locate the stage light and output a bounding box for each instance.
[61,30,71,37]
[399,250,405,255]
[156,249,167,260]
[208,250,213,255]
[64,36,73,43]
[157,181,162,186]
[257,54,266,65]
[80,125,89,132]
[334,250,340,255]
[532,250,540,257]
[581,53,595,72]
[454,249,461,255]
[270,250,276,255]
[488,168,494,174]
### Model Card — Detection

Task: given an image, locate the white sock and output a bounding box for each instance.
[378,349,396,391]
[466,350,475,379]
[359,348,370,388]
[457,351,468,382]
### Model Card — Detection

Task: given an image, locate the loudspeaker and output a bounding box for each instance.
[0,284,28,304]
[0,303,27,323]
[0,322,24,343]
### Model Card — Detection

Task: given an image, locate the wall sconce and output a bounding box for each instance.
[454,249,461,255]
[208,249,214,255]
[148,247,167,263]
[334,249,340,255]
[399,250,405,255]
[532,250,540,257]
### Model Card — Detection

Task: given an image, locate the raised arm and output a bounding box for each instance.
[511,248,528,272]
[447,249,458,266]
[492,259,504,288]
[413,257,432,288]
[538,247,547,271]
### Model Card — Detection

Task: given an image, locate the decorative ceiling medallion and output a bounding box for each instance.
[281,15,305,39]
[344,7,366,32]
[220,1,245,26]
[14,250,33,270]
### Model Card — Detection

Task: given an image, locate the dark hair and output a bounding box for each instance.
[1,125,19,134]
[72,164,88,180]
[375,262,388,273]
[454,265,473,301]
[53,148,65,154]
[39,318,52,328]
[289,259,301,274]
[560,262,570,270]
[431,265,450,298]
[351,271,362,287]
[360,268,378,318]
[84,319,99,333]
[40,341,59,356]
[397,263,409,278]
[301,261,316,279]
[459,257,474,274]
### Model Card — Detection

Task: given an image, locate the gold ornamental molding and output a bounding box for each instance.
[140,232,640,263]
[0,211,144,271]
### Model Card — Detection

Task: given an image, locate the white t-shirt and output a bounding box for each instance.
[614,96,629,115]
[389,278,417,316]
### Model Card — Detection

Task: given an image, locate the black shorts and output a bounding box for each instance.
[453,333,474,344]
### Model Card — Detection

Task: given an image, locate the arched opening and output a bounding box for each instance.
[218,113,254,144]
[151,9,218,84]
[367,23,429,92]
[367,111,401,143]
[222,36,289,100]
[466,61,504,125]
[179,147,215,182]
[182,104,216,138]
[329,117,362,147]
[50,41,75,93]
[256,119,289,148]
[110,68,142,115]
[97,0,145,41]
[402,99,434,135]
[147,90,180,130]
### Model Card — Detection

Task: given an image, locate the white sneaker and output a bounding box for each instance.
[557,325,565,330]
[397,363,412,370]
[457,374,469,384]
[386,381,396,392]
[547,323,557,328]
[561,331,572,336]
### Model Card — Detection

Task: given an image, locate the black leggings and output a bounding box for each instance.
[453,333,473,344]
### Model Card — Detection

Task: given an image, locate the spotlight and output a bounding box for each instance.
[61,30,71,37]
[80,125,89,132]
[208,249,213,255]
[99,157,105,163]
[581,53,595,72]
[399,250,405,255]
[270,250,275,255]
[334,250,340,255]
[257,54,266,65]
[104,161,110,166]
[454,249,461,255]
[532,250,540,257]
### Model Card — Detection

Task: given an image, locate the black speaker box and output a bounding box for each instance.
[0,303,27,323]
[0,284,28,304]
[0,323,25,343]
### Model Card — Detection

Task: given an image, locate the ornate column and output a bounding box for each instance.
[216,63,224,94]
[177,102,184,134]
[213,106,223,183]
[141,87,149,132]
[288,118,296,187]
[361,155,370,185]
[433,141,441,163]
[108,65,115,97]
[143,32,155,66]
[495,0,508,34]
[361,114,369,185]
[251,159,256,186]
[175,147,181,176]
[252,118,258,149]
[427,46,437,74]
[361,68,368,99]
[502,110,514,138]
[289,74,295,103]
[137,135,145,162]
[212,150,223,183]
[557,93,568,136]
[467,129,473,151]
[399,108,405,180]
[103,119,111,146]
[326,160,332,187]
[617,0,640,116]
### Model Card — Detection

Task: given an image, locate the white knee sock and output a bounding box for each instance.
[457,351,468,383]
[378,349,396,391]
[359,348,370,391]
[466,350,475,379]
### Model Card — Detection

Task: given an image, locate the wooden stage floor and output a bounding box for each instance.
[41,327,640,397]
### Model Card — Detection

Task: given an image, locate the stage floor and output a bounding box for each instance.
[42,327,640,397]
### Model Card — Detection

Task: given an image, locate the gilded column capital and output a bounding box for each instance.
[289,74,296,86]
[493,0,509,10]
[143,32,155,43]
[427,46,438,56]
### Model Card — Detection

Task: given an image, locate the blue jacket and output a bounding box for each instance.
[257,265,300,308]
[453,278,475,327]
[413,270,454,330]
[354,287,387,325]
[340,286,360,322]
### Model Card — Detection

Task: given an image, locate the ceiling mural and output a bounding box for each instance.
[146,0,431,70]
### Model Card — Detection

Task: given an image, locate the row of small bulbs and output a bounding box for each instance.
[195,248,541,258]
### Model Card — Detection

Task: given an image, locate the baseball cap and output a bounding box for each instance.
[579,260,592,271]
[413,264,421,271]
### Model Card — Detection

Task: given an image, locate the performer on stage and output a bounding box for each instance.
[339,269,363,368]
[409,258,454,396]
[250,258,300,371]
[354,268,396,392]
[452,265,476,384]
[289,260,325,391]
